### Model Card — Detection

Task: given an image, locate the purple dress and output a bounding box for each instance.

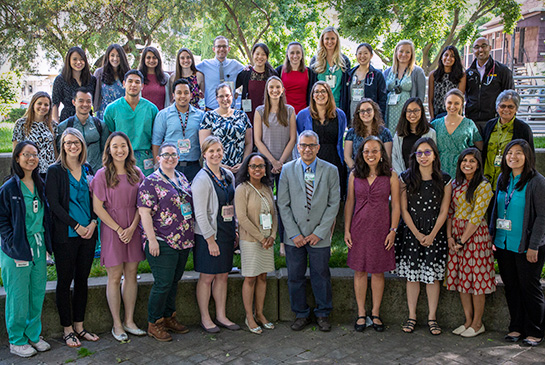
[347,175,395,273]
[90,168,146,267]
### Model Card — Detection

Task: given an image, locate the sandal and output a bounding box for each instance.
[402,318,416,333]
[370,315,385,332]
[76,329,99,342]
[427,320,441,336]
[62,332,81,348]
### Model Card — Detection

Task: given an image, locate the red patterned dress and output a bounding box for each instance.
[446,180,496,294]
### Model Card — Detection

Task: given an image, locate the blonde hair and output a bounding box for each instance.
[312,26,347,74]
[58,128,88,169]
[445,88,465,115]
[392,40,416,75]
[201,135,223,156]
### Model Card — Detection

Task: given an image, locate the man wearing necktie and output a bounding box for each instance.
[278,130,340,332]
[196,36,244,110]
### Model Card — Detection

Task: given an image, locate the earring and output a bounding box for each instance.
[380,157,383,162]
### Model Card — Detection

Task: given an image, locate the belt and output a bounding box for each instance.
[178,160,200,167]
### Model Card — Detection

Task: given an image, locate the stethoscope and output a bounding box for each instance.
[483,62,496,86]
[353,71,375,86]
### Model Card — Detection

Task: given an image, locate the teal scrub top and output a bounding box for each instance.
[317,62,343,107]
[494,173,527,252]
[21,183,45,258]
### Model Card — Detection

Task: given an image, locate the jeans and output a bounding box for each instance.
[285,244,332,318]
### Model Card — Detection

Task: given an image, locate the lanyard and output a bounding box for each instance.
[204,166,230,203]
[328,64,337,74]
[503,178,517,218]
[395,67,407,84]
[246,182,271,213]
[158,168,190,197]
[176,109,190,137]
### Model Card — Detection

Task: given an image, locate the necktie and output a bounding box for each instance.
[305,166,313,211]
[219,61,225,83]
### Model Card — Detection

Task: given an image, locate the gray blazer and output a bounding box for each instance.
[278,158,340,248]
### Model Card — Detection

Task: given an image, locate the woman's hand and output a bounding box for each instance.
[384,231,396,250]
[261,237,274,249]
[208,241,220,256]
[421,234,436,247]
[148,239,160,257]
[119,226,136,244]
[75,224,89,238]
[231,163,242,173]
[344,231,353,249]
[271,160,283,173]
[527,248,538,263]
[447,237,456,251]
[80,222,96,240]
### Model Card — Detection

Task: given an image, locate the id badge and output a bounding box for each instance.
[242,99,252,112]
[222,205,234,222]
[15,260,29,267]
[496,218,512,231]
[178,139,191,154]
[388,93,400,105]
[304,171,315,183]
[326,74,337,88]
[494,155,502,167]
[143,158,154,171]
[181,202,192,219]
[351,88,364,102]
[33,198,38,213]
[260,213,272,230]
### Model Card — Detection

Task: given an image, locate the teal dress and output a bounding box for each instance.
[385,72,412,133]
[0,183,47,346]
[431,117,482,177]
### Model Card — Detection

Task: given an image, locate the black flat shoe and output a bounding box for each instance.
[354,316,367,332]
[370,315,385,332]
[522,337,543,347]
[504,334,520,342]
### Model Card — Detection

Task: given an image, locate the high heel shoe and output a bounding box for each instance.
[245,318,262,334]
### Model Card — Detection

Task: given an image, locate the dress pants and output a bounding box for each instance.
[285,243,332,318]
[495,246,545,338]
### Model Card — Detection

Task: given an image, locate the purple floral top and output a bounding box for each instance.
[137,170,194,249]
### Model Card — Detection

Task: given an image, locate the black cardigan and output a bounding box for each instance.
[482,117,534,164]
[45,162,97,243]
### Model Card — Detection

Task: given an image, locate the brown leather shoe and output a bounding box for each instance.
[163,312,190,334]
[147,318,172,342]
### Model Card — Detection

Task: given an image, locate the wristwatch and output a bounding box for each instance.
[389,228,397,233]
[91,219,98,225]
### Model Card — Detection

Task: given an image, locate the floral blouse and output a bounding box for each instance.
[137,170,194,250]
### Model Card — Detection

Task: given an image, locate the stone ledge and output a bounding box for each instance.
[0,268,536,343]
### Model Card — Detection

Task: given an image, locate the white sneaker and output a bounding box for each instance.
[30,337,51,352]
[10,343,37,358]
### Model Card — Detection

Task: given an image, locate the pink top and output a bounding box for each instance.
[142,73,166,110]
[281,68,309,114]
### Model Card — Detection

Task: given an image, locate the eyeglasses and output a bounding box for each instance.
[64,141,81,147]
[313,90,328,95]
[159,153,178,159]
[406,108,421,115]
[498,104,516,110]
[363,149,380,155]
[473,44,489,50]
[248,164,266,170]
[299,143,318,150]
[21,152,38,159]
[358,108,373,115]
[214,45,228,49]
[415,150,433,158]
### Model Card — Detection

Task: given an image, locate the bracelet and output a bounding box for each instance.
[75,223,80,230]
[116,226,121,233]
[456,238,465,246]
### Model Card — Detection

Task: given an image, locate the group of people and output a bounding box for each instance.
[2,26,544,360]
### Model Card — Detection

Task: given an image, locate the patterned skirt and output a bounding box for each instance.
[445,218,496,295]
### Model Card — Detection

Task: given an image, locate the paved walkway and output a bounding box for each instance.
[1,321,544,364]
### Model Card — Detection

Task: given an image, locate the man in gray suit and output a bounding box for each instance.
[278,130,340,332]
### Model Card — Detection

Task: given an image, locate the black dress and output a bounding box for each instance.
[395,172,451,284]
[313,116,347,198]
[194,171,236,274]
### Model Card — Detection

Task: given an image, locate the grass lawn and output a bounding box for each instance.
[0,122,14,153]
[535,136,545,149]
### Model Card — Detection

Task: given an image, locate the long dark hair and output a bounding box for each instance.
[455,148,486,204]
[497,139,536,192]
[8,141,43,194]
[236,152,273,187]
[102,44,130,85]
[61,47,92,86]
[396,97,430,137]
[353,136,392,179]
[102,132,141,188]
[433,46,464,85]
[174,48,198,80]
[404,137,445,199]
[283,42,306,73]
[262,76,289,127]
[352,98,384,138]
[251,43,276,78]
[138,46,168,86]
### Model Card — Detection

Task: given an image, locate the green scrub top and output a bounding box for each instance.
[317,62,343,107]
[21,182,45,259]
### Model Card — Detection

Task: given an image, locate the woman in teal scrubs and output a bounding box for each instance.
[0,141,53,358]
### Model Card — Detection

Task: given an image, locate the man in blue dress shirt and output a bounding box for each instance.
[152,79,205,182]
[196,36,243,110]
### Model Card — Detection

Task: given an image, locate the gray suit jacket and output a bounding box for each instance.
[278,158,340,248]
